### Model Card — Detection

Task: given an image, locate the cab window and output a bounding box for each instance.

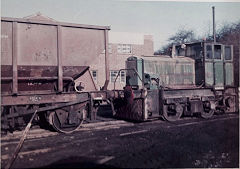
[206,45,213,59]
[224,46,232,60]
[214,45,222,60]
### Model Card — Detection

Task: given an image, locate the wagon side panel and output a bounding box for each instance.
[61,27,106,88]
[1,21,13,93]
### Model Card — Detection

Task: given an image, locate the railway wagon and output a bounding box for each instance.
[1,16,110,133]
[112,42,237,121]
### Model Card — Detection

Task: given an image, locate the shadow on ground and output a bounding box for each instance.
[37,156,116,169]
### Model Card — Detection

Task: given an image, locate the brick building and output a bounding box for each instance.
[90,31,154,90]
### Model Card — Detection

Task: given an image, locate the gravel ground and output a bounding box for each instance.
[1,113,239,168]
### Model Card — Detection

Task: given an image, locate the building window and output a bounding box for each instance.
[110,70,118,83]
[110,70,126,83]
[91,70,97,82]
[120,71,126,83]
[117,44,132,54]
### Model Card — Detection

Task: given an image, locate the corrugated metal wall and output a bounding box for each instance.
[143,57,195,87]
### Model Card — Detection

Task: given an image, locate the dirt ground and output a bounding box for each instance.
[1,113,239,168]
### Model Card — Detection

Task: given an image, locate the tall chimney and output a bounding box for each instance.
[212,6,216,43]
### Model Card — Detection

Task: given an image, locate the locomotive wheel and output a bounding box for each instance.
[163,104,183,122]
[201,109,214,119]
[224,96,236,112]
[49,107,85,134]
[201,101,215,119]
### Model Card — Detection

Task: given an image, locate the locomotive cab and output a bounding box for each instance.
[175,42,237,113]
[175,42,234,88]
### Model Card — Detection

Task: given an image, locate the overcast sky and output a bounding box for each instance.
[2,0,240,51]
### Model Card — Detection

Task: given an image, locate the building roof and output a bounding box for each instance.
[138,55,195,63]
[2,15,110,30]
[23,12,56,21]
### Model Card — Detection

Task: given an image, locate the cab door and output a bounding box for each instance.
[223,45,234,86]
[204,43,214,86]
[204,43,225,88]
[213,44,224,88]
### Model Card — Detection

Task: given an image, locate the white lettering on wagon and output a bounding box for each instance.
[29,96,42,102]
[27,82,42,86]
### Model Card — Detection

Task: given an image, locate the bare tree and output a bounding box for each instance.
[155,28,197,55]
[155,21,240,55]
[216,22,240,45]
[156,21,240,86]
[168,29,197,44]
[154,44,172,55]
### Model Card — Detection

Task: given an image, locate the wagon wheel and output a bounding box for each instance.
[49,106,86,134]
[224,96,236,113]
[163,104,183,122]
